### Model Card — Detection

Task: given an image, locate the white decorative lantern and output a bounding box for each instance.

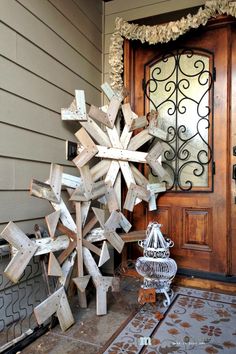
[135,222,177,306]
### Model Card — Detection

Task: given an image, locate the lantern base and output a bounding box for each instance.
[142,278,174,306]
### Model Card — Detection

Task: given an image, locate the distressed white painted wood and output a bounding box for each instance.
[104,230,124,253]
[124,183,151,211]
[128,129,152,151]
[51,196,77,233]
[148,123,167,140]
[146,142,166,178]
[120,124,133,149]
[82,247,113,315]
[75,90,87,120]
[82,215,98,237]
[30,179,59,203]
[99,241,110,267]
[121,102,133,128]
[106,96,121,128]
[130,116,147,131]
[91,160,111,181]
[81,201,91,228]
[85,229,106,243]
[119,160,136,189]
[61,173,82,189]
[34,286,74,331]
[49,164,63,201]
[81,118,112,147]
[118,212,132,233]
[147,182,166,194]
[92,207,105,229]
[33,235,69,256]
[96,146,147,163]
[105,160,120,186]
[130,163,149,187]
[101,82,116,100]
[61,90,87,121]
[59,250,77,289]
[48,252,63,277]
[89,105,111,127]
[78,165,93,195]
[1,221,38,283]
[105,210,121,230]
[105,183,119,212]
[87,180,107,201]
[45,210,60,238]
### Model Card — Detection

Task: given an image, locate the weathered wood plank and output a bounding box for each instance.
[30,179,59,203]
[101,82,116,100]
[81,117,111,147]
[119,160,136,189]
[128,129,152,151]
[51,196,76,233]
[75,127,97,148]
[130,116,147,131]
[1,221,38,283]
[130,163,149,187]
[59,250,77,289]
[82,247,113,315]
[105,210,121,230]
[146,142,166,178]
[104,230,124,253]
[75,202,83,277]
[98,241,110,267]
[87,180,107,201]
[118,212,132,233]
[82,216,98,237]
[91,160,111,181]
[148,123,167,140]
[105,183,119,212]
[106,96,121,128]
[92,207,105,229]
[89,105,112,127]
[121,103,133,128]
[61,173,82,189]
[96,146,147,163]
[120,124,133,149]
[78,165,93,195]
[105,160,120,186]
[73,146,98,168]
[124,183,151,211]
[48,252,63,277]
[34,286,74,331]
[45,210,61,238]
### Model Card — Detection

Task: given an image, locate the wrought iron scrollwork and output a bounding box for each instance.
[144,48,213,191]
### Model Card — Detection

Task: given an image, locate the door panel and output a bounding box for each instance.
[127,25,229,274]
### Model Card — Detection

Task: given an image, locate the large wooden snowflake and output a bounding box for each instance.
[0,83,167,332]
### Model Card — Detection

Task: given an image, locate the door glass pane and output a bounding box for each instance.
[145,49,213,191]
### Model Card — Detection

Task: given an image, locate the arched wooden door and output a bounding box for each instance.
[125,19,232,275]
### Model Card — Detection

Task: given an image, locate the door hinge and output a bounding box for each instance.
[213,161,216,175]
[213,67,216,81]
[142,78,145,91]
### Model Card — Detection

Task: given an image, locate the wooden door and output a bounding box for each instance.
[126,22,231,275]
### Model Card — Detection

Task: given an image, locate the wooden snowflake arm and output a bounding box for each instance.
[61,90,87,121]
[124,183,151,211]
[146,142,167,178]
[34,286,74,331]
[0,222,38,283]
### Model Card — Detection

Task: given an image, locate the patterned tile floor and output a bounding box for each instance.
[20,278,236,354]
